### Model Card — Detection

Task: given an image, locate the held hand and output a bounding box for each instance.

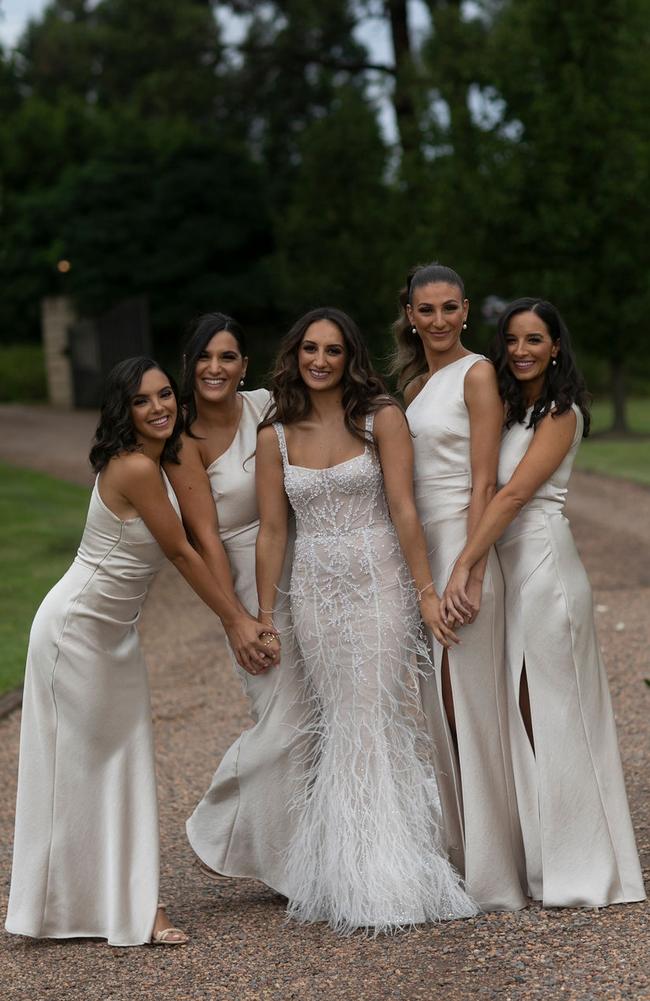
[442,562,477,626]
[464,574,483,624]
[225,614,280,675]
[259,633,281,669]
[419,592,460,649]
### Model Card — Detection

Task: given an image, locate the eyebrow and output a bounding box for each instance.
[302,340,344,348]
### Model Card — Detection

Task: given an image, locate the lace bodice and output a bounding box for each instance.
[273,417,391,539]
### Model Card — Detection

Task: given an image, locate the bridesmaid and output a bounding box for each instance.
[443,298,646,907]
[5,357,276,948]
[165,313,304,897]
[394,262,526,911]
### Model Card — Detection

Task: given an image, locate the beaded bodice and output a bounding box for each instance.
[273,418,391,540]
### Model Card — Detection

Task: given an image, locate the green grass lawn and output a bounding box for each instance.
[0,463,89,695]
[575,398,650,485]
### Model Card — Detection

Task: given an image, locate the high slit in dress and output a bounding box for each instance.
[496,404,646,907]
[407,355,527,911]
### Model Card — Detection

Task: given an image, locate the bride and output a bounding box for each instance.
[254,307,477,933]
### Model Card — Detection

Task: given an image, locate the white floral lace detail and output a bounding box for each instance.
[273,418,477,933]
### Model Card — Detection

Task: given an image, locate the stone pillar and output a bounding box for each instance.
[41,296,76,408]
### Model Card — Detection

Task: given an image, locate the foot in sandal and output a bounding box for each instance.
[151,903,188,945]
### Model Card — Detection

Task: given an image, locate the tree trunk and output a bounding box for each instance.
[610,356,629,433]
[385,0,421,160]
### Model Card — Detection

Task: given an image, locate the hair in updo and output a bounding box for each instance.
[89,357,183,472]
[258,307,392,445]
[180,312,247,437]
[390,262,467,392]
[490,298,591,436]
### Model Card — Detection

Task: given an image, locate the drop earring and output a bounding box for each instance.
[462,322,468,331]
[411,326,417,335]
[552,358,557,367]
[239,377,245,386]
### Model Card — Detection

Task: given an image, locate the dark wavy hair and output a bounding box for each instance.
[180,312,247,438]
[89,357,184,472]
[258,307,391,444]
[490,298,591,436]
[390,262,467,392]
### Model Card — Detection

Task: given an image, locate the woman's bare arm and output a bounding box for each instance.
[110,453,277,672]
[374,404,458,648]
[460,360,504,620]
[443,409,577,621]
[164,435,243,612]
[255,427,290,632]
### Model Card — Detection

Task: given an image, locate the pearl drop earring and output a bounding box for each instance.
[239,377,245,386]
[462,321,468,330]
[411,326,417,335]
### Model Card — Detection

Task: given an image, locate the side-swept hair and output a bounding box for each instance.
[490,298,591,436]
[89,357,183,472]
[258,307,391,444]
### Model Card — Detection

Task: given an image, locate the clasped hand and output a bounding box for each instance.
[442,561,482,627]
[418,591,460,649]
[226,614,281,675]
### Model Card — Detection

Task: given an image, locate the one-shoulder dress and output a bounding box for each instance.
[186,389,306,897]
[406,355,526,911]
[273,416,477,933]
[6,473,180,946]
[496,404,646,907]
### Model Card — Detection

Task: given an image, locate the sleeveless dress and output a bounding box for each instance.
[273,416,477,934]
[186,389,305,896]
[496,405,646,907]
[406,354,526,911]
[5,473,180,947]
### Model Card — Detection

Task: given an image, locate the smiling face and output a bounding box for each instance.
[298,319,347,392]
[194,330,247,405]
[130,367,178,445]
[505,310,559,401]
[406,281,469,359]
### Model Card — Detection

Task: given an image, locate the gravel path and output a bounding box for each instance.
[0,404,648,1001]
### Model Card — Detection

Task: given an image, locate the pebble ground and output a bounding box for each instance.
[0,404,647,1001]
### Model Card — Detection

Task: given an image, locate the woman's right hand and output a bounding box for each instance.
[224,614,281,675]
[419,592,460,649]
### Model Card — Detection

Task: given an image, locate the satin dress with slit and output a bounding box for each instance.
[272,415,477,934]
[406,354,526,911]
[496,404,646,907]
[5,473,180,947]
[186,389,306,897]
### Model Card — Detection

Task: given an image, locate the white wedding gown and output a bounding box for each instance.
[274,415,477,934]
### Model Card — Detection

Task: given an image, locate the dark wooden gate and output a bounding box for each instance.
[69,297,151,407]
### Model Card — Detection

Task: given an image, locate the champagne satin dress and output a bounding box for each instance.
[496,405,646,907]
[6,474,179,946]
[186,389,305,897]
[406,355,526,911]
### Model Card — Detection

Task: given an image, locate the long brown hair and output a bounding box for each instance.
[258,307,391,444]
[390,262,466,392]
